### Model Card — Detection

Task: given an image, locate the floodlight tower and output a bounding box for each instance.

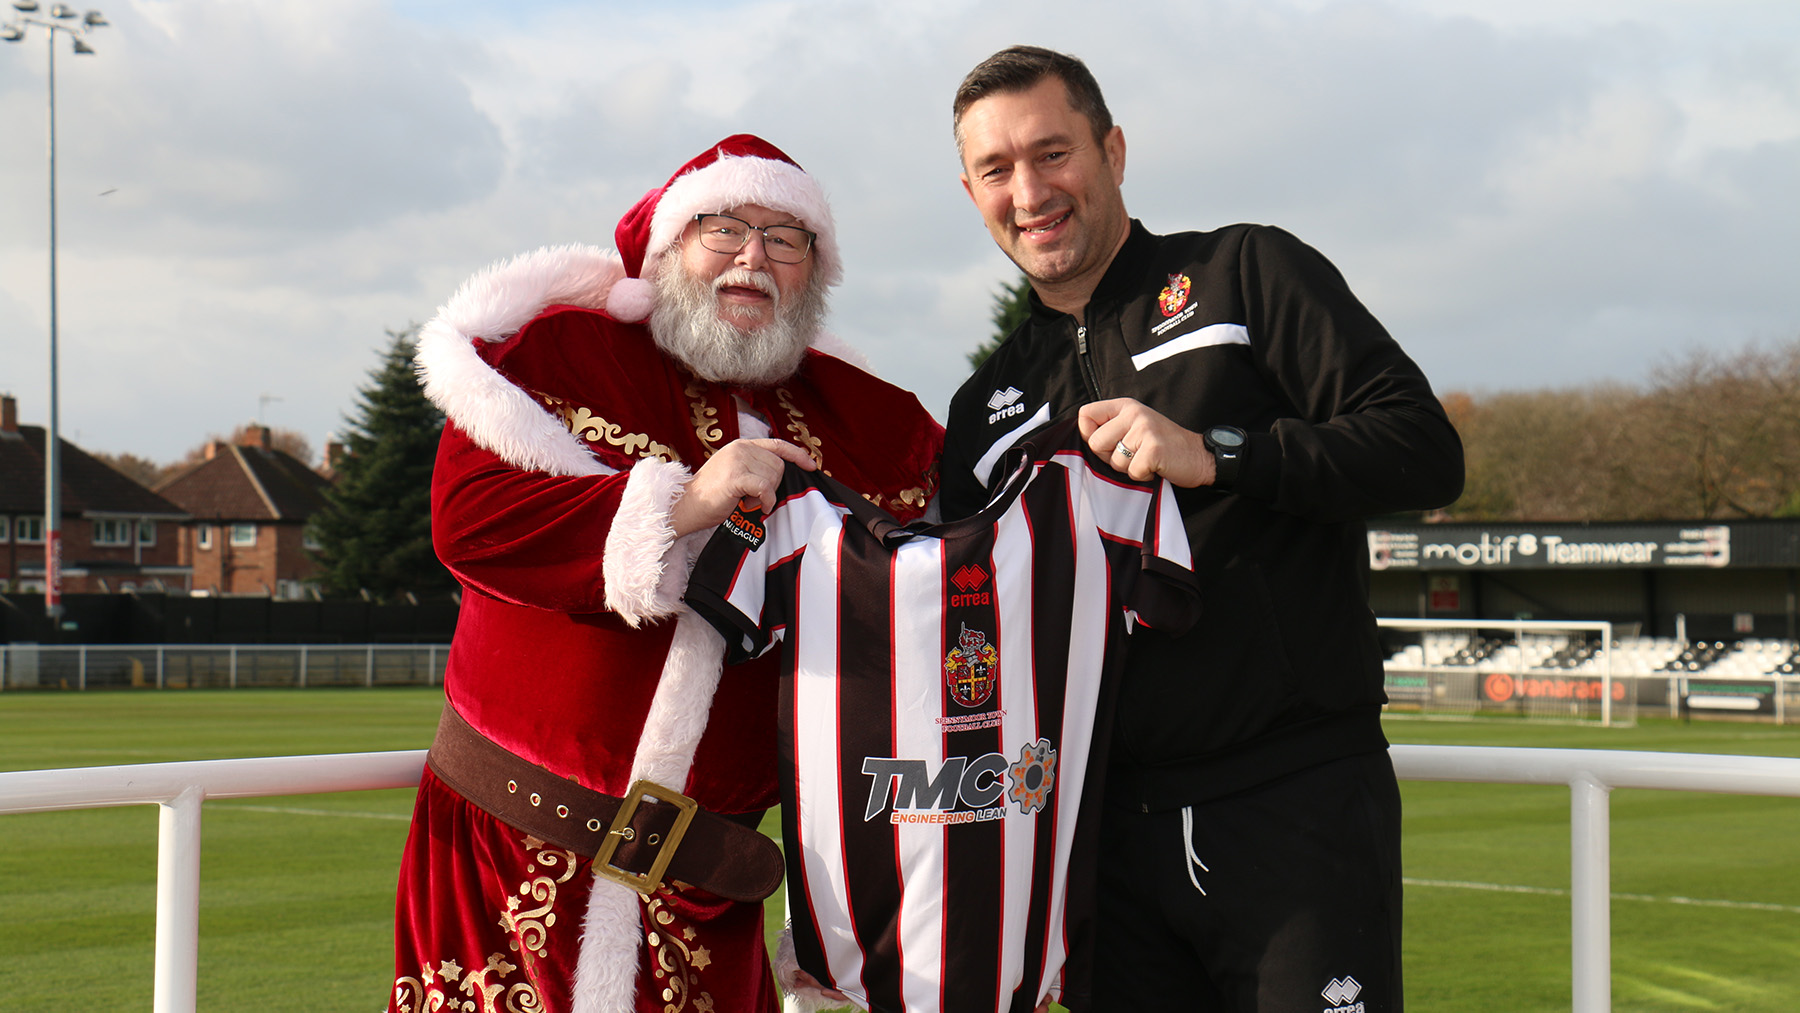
[2,2,108,622]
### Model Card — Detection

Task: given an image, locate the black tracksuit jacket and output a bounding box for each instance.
[941,220,1465,810]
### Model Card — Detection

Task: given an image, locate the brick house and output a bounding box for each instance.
[0,394,191,595]
[154,427,335,599]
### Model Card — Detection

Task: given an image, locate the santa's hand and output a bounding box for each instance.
[785,967,849,1003]
[672,438,817,537]
[1077,398,1213,487]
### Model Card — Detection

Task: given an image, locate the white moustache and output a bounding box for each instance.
[713,268,778,298]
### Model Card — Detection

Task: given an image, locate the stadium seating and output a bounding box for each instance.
[1384,632,1800,678]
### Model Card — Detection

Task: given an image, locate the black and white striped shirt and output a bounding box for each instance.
[687,420,1198,1013]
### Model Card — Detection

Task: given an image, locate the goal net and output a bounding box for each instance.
[1378,618,1636,726]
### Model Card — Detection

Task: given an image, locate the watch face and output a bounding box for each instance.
[1209,427,1246,449]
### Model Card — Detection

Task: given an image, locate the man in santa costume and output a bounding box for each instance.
[389,134,942,1013]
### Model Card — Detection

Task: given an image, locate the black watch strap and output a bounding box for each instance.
[1204,425,1247,489]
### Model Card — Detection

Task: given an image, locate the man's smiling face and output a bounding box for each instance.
[676,203,816,332]
[958,77,1130,311]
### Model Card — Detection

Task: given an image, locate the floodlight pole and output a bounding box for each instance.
[46,20,63,621]
[3,5,108,624]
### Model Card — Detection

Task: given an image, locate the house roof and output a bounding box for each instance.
[0,425,187,518]
[154,443,333,523]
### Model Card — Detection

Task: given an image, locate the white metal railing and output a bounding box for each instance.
[3,746,1800,1013]
[1389,746,1800,1013]
[0,751,426,1013]
[0,643,445,691]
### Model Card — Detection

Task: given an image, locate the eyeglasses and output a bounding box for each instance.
[691,213,816,264]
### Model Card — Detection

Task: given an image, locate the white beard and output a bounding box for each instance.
[648,250,827,387]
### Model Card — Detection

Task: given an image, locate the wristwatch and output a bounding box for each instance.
[1203,425,1247,489]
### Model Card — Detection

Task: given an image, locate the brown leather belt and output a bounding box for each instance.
[424,704,783,903]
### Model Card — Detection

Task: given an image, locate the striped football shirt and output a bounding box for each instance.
[685,420,1198,1013]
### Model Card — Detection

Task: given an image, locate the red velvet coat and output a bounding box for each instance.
[434,303,939,810]
[390,245,942,1013]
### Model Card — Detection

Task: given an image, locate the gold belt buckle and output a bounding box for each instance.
[593,779,698,896]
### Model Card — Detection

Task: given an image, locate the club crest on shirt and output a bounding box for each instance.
[1157,273,1192,317]
[944,624,999,707]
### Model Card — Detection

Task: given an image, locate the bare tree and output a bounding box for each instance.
[1444,335,1800,521]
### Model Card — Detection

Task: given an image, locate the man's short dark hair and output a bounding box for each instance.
[953,45,1114,151]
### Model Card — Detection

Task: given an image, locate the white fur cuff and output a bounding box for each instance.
[603,456,694,626]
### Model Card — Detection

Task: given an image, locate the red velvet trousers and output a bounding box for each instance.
[387,768,778,1013]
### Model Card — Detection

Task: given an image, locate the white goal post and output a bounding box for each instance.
[1378,617,1625,726]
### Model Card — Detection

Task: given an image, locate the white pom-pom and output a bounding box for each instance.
[607,277,654,322]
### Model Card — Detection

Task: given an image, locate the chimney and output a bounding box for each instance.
[324,440,349,474]
[238,424,272,450]
[1,394,16,434]
[204,440,231,461]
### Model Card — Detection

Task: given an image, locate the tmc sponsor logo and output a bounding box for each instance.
[861,739,1058,822]
[861,754,1009,821]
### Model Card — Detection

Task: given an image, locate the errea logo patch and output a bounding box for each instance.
[1322,975,1363,1012]
[986,386,1025,424]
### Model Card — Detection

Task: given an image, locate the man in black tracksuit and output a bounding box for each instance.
[944,47,1464,1012]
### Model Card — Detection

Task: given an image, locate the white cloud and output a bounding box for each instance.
[0,0,1795,462]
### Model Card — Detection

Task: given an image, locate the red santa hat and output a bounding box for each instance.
[605,134,841,323]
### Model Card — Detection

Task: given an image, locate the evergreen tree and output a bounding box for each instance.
[309,326,452,601]
[966,272,1034,370]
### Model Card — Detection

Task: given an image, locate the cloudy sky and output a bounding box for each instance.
[2,0,1796,465]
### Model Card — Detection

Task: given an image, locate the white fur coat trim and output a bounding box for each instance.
[571,610,731,1013]
[416,249,875,1009]
[647,153,842,290]
[602,456,706,626]
[414,243,872,477]
[415,244,624,478]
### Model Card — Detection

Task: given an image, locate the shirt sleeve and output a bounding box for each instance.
[683,504,786,663]
[1126,476,1202,634]
[1234,225,1465,521]
[684,464,846,663]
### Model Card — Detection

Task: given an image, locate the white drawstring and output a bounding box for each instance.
[1180,805,1210,894]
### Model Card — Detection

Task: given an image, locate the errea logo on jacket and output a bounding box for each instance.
[986,386,1025,424]
[1323,976,1364,1012]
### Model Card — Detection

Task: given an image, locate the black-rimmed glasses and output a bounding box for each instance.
[691,213,816,264]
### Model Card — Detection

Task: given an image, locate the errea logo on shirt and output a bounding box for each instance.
[987,386,1026,424]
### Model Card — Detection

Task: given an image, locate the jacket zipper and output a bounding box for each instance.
[1075,324,1102,400]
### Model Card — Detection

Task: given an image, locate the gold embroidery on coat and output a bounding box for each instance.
[644,890,717,1012]
[539,394,678,463]
[501,838,578,965]
[685,381,724,456]
[394,953,539,1013]
[774,388,826,470]
[393,835,565,1013]
[863,486,930,513]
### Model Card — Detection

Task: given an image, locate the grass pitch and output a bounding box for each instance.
[2,688,1798,1011]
